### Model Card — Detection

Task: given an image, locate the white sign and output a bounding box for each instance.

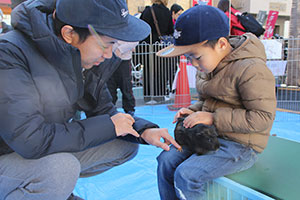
[261,39,283,60]
[266,61,287,76]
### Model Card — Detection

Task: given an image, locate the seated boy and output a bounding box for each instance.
[156,5,276,200]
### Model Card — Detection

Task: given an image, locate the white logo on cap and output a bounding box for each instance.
[121,9,129,18]
[173,29,182,39]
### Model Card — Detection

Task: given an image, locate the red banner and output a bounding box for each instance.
[263,10,279,39]
[0,0,11,4]
[193,0,212,6]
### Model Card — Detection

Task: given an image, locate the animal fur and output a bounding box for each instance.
[174,116,220,155]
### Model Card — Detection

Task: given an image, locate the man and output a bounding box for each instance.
[0,8,13,34]
[0,0,180,200]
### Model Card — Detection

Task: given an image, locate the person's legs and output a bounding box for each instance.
[173,139,258,200]
[73,138,139,177]
[157,146,193,200]
[0,152,81,200]
[117,60,136,114]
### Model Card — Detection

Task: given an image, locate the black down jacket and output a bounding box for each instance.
[0,0,157,159]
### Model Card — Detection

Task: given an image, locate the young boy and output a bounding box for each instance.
[156,5,276,200]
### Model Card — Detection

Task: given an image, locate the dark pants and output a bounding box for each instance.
[107,60,135,113]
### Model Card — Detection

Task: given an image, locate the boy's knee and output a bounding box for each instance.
[174,165,207,190]
[174,165,199,188]
[157,150,171,166]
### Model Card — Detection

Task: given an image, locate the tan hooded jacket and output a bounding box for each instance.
[189,33,277,153]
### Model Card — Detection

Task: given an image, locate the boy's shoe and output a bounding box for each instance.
[67,193,84,200]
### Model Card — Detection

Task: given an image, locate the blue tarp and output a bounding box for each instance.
[73,104,300,199]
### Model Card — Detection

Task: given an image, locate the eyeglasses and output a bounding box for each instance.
[88,24,108,51]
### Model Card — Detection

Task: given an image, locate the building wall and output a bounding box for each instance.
[127,0,192,15]
[213,0,291,37]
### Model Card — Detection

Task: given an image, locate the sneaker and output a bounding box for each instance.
[169,92,175,100]
[145,100,158,105]
[164,95,170,101]
[67,193,84,200]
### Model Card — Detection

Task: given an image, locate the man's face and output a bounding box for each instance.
[71,33,117,69]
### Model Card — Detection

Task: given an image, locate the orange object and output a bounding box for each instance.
[168,56,191,111]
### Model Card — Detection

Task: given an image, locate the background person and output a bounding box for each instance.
[0,0,180,199]
[107,41,138,116]
[217,0,245,36]
[156,5,276,200]
[140,0,175,103]
[140,0,173,44]
[170,3,183,25]
[0,8,13,34]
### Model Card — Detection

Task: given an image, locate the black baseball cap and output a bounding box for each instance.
[157,5,230,57]
[56,0,151,42]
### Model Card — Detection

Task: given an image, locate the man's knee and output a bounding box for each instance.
[41,153,81,197]
[114,140,139,164]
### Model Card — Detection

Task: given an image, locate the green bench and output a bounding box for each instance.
[226,136,300,200]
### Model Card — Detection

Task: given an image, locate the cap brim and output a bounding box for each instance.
[156,41,206,57]
[97,16,151,42]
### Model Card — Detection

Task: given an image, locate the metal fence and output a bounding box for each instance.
[206,177,274,200]
[272,37,300,121]
[115,38,300,120]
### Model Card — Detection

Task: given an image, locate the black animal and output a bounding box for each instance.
[174,116,220,155]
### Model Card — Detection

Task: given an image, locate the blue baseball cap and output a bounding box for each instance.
[157,5,230,57]
[56,0,151,42]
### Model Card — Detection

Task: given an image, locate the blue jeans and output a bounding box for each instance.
[157,138,258,200]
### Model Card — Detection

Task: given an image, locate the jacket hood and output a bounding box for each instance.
[10,0,79,66]
[10,0,84,102]
[11,0,56,38]
[215,33,266,74]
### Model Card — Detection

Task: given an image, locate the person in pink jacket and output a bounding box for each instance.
[218,0,245,36]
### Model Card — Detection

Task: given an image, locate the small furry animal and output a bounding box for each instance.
[174,116,220,155]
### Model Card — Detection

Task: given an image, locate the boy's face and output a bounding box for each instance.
[184,38,230,73]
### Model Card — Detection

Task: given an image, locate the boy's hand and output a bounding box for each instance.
[173,108,194,123]
[183,111,213,128]
[141,128,181,151]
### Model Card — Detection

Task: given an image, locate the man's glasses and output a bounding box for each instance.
[88,24,108,51]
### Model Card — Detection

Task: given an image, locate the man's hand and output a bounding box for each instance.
[141,128,181,151]
[183,111,213,128]
[173,108,194,123]
[111,113,139,137]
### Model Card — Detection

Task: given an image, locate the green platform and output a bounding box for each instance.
[226,136,300,200]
